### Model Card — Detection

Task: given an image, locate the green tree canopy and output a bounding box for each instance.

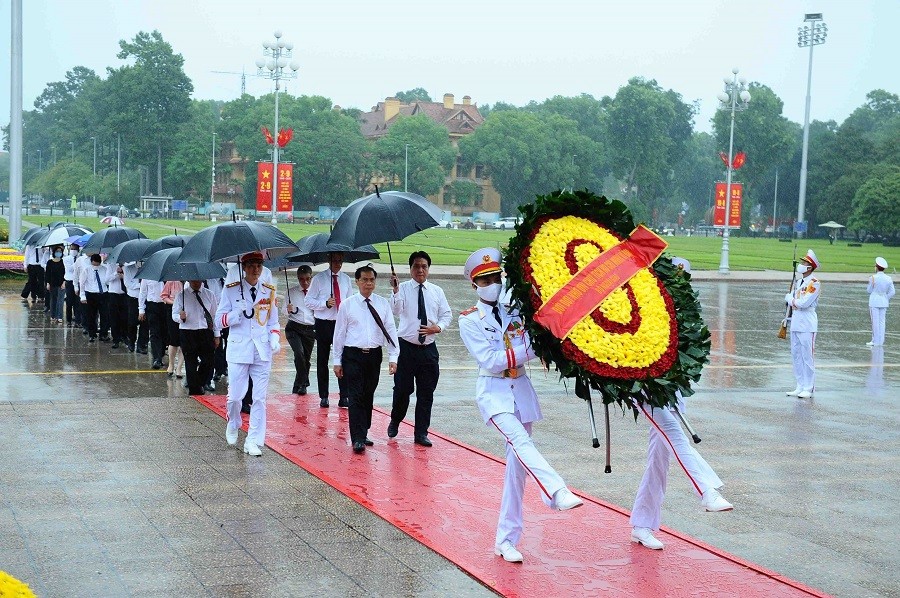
[848,165,900,236]
[374,114,456,197]
[394,88,432,103]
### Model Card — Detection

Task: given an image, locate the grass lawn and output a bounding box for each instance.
[82,218,899,273]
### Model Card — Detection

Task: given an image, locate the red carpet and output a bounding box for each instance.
[194,393,828,597]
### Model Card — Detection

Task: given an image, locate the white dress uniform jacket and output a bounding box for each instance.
[786,274,820,333]
[215,280,280,363]
[458,301,541,425]
[868,272,896,308]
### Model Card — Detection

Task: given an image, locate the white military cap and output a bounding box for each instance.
[464,247,503,281]
[802,249,820,270]
[671,257,691,273]
[876,257,888,269]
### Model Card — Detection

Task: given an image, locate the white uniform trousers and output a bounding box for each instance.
[489,411,566,547]
[226,362,271,446]
[870,307,887,346]
[630,403,722,530]
[790,331,816,391]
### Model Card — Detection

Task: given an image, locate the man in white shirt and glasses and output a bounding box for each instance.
[305,252,352,408]
[388,251,452,447]
[174,279,221,395]
[332,265,399,454]
[285,264,316,395]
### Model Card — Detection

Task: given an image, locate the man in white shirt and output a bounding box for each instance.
[22,242,45,302]
[123,262,146,353]
[305,252,353,408]
[285,264,316,395]
[139,278,168,368]
[174,279,221,395]
[332,265,399,454]
[106,262,129,348]
[62,243,81,326]
[79,254,107,342]
[867,257,896,347]
[388,251,452,447]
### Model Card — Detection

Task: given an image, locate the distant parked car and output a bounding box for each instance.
[492,217,521,230]
[433,219,454,229]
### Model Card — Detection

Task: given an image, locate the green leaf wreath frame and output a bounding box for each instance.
[504,189,711,413]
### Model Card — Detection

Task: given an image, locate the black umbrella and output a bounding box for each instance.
[178,220,297,264]
[81,226,147,254]
[139,234,189,261]
[106,238,153,265]
[327,187,440,273]
[286,233,380,265]
[136,247,226,282]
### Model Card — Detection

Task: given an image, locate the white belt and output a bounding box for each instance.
[479,367,523,379]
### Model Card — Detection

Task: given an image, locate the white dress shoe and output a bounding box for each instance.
[700,488,733,512]
[494,541,524,563]
[552,488,584,511]
[225,425,238,446]
[797,390,813,399]
[243,442,262,457]
[866,341,875,347]
[631,527,664,550]
[786,387,802,396]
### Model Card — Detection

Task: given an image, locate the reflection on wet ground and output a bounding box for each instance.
[1,278,897,596]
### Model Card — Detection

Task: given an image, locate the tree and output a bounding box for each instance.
[445,179,482,207]
[104,30,193,195]
[166,100,221,199]
[374,114,456,197]
[848,166,900,236]
[394,88,431,103]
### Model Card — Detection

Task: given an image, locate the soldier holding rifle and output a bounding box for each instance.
[784,250,821,399]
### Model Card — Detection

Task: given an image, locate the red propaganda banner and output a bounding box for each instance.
[713,182,742,228]
[276,163,293,213]
[534,225,668,339]
[256,162,274,212]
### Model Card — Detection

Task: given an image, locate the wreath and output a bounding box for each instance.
[504,190,710,412]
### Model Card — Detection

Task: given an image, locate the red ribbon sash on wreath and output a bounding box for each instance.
[534,225,668,339]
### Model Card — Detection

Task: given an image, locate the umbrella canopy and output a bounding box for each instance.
[81,226,146,254]
[37,224,94,247]
[21,225,51,244]
[286,233,379,265]
[139,235,189,261]
[818,221,845,229]
[106,238,153,265]
[74,233,93,247]
[101,216,125,226]
[178,220,297,264]
[328,190,442,248]
[136,247,226,282]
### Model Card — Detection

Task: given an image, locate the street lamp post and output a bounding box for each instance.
[37,149,42,171]
[210,132,217,204]
[256,30,299,226]
[404,143,410,192]
[90,136,97,203]
[716,68,751,275]
[116,134,121,193]
[796,13,827,238]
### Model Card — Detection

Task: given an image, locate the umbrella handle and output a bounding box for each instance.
[387,241,395,277]
[285,267,299,315]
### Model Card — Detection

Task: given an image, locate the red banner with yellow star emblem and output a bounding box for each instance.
[713,181,742,228]
[276,164,293,213]
[256,162,274,212]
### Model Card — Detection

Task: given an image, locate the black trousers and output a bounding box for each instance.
[146,301,168,362]
[344,346,382,444]
[65,281,81,324]
[84,292,105,339]
[180,328,215,394]
[25,265,45,300]
[127,296,147,349]
[391,339,440,436]
[213,327,227,380]
[314,318,346,399]
[285,321,316,393]
[107,293,129,343]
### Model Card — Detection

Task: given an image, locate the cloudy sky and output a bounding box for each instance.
[1,0,897,134]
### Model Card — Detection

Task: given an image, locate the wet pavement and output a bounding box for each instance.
[1,275,898,597]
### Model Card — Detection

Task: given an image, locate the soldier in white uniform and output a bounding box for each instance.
[785,249,821,399]
[215,252,281,457]
[457,247,583,564]
[629,258,733,551]
[866,257,895,347]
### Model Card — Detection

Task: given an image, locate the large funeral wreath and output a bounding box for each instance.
[504,190,711,412]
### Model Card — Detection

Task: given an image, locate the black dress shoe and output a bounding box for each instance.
[352,441,365,454]
[387,422,399,438]
[319,397,330,408]
[111,342,119,349]
[298,387,307,396]
[151,360,162,370]
[338,397,349,408]
[126,344,134,353]
[414,435,433,447]
[88,336,95,343]
[364,438,374,446]
[166,372,174,380]
[137,347,148,355]
[99,336,110,343]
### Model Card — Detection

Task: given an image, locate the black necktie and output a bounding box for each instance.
[120,276,126,293]
[94,270,103,294]
[250,286,257,302]
[417,284,427,344]
[203,280,209,289]
[195,290,214,330]
[366,298,396,348]
[492,304,502,328]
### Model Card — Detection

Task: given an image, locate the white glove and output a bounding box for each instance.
[784,293,793,305]
[269,332,281,354]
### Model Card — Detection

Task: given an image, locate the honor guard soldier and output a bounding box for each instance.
[867,257,895,347]
[458,247,582,564]
[215,252,282,457]
[785,249,820,399]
